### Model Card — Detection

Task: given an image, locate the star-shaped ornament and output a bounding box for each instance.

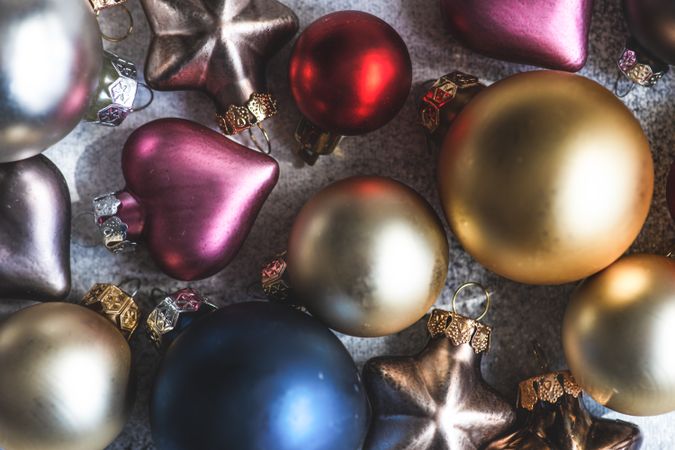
[485,371,643,450]
[363,309,516,450]
[140,0,298,134]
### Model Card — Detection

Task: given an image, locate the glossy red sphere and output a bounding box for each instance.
[289,11,412,136]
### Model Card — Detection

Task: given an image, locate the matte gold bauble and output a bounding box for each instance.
[438,71,653,285]
[0,303,133,450]
[563,254,675,416]
[288,176,449,337]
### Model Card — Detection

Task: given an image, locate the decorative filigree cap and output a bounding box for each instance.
[261,253,292,301]
[427,309,491,353]
[419,71,485,144]
[89,0,126,12]
[82,283,140,340]
[216,92,278,135]
[294,117,344,165]
[85,52,153,126]
[93,192,137,254]
[618,39,669,87]
[518,371,582,411]
[146,288,217,350]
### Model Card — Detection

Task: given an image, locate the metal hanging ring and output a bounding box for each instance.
[247,123,272,155]
[97,4,134,43]
[130,82,154,112]
[451,281,491,322]
[117,278,142,297]
[613,71,635,98]
[150,287,170,303]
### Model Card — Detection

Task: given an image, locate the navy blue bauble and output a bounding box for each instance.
[151,301,370,450]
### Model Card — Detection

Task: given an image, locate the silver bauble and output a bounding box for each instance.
[0,0,102,162]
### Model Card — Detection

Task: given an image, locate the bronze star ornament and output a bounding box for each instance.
[485,371,643,450]
[363,302,516,450]
[140,0,298,135]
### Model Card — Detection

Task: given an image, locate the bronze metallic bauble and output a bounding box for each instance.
[438,70,653,285]
[563,254,675,416]
[0,302,134,450]
[288,176,449,337]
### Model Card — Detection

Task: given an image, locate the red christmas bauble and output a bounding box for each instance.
[289,11,412,136]
[668,162,675,224]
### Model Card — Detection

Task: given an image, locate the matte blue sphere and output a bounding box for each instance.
[151,301,370,450]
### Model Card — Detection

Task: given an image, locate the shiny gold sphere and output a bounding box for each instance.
[0,303,133,450]
[438,71,653,285]
[563,254,675,416]
[288,176,449,337]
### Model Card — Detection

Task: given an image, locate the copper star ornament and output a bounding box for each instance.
[485,371,643,450]
[140,0,298,134]
[362,309,516,450]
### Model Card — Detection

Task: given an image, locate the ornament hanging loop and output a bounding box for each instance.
[248,123,272,155]
[613,71,635,98]
[451,282,490,321]
[117,278,141,298]
[95,4,134,43]
[131,83,155,112]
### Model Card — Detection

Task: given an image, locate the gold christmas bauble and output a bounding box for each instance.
[288,176,449,337]
[0,303,133,450]
[563,254,675,416]
[438,71,653,285]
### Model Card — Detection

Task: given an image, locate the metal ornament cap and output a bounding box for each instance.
[485,371,643,450]
[261,255,292,302]
[85,51,146,126]
[618,39,669,87]
[81,283,140,340]
[294,117,344,165]
[93,192,138,253]
[0,155,71,301]
[146,288,217,350]
[141,0,299,134]
[419,71,485,146]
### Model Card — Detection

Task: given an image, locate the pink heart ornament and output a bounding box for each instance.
[95,118,279,281]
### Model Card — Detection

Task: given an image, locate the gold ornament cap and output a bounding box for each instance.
[518,371,582,411]
[427,309,491,353]
[419,71,485,146]
[261,253,292,302]
[618,38,669,87]
[81,283,140,340]
[216,92,278,135]
[427,282,492,353]
[294,117,344,165]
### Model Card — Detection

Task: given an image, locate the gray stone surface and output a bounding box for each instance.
[0,0,673,448]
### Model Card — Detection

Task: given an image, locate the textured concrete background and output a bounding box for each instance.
[0,0,673,448]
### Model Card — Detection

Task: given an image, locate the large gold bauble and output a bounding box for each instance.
[0,303,133,450]
[563,254,675,416]
[438,71,653,285]
[288,176,449,337]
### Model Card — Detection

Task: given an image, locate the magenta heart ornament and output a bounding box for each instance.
[440,0,594,71]
[95,118,279,281]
